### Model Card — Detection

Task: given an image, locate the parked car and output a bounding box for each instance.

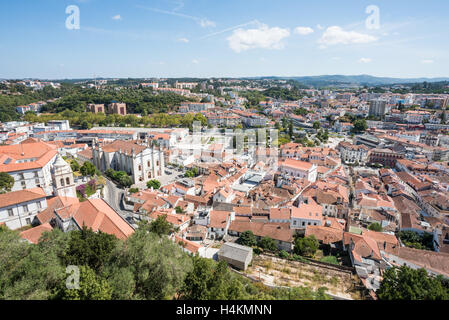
[165,170,172,175]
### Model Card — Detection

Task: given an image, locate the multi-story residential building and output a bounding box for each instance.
[175,82,197,90]
[179,102,214,113]
[86,103,106,113]
[92,140,165,184]
[108,102,127,116]
[290,198,323,229]
[0,138,62,195]
[420,133,440,146]
[369,99,388,117]
[369,148,405,167]
[280,158,317,182]
[405,111,431,124]
[0,188,47,230]
[338,142,370,165]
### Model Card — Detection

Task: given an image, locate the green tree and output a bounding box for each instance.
[237,231,257,247]
[0,227,65,300]
[377,266,449,300]
[80,120,92,130]
[63,227,119,272]
[70,159,80,172]
[368,222,383,232]
[108,221,192,299]
[80,161,96,177]
[175,206,185,214]
[180,256,236,300]
[258,237,277,252]
[149,215,173,236]
[294,235,319,257]
[146,179,161,190]
[0,172,14,194]
[352,119,368,133]
[313,121,321,130]
[288,121,294,138]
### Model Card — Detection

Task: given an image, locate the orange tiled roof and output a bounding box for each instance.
[0,188,46,208]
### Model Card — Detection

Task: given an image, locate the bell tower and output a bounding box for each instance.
[52,155,76,198]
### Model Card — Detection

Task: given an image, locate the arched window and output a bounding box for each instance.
[60,178,65,186]
[66,177,70,185]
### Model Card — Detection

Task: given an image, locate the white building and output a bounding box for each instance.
[0,138,63,195]
[280,158,317,182]
[0,188,47,230]
[92,140,165,184]
[290,199,323,229]
[338,142,370,165]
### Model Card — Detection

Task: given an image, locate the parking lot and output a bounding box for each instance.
[158,165,185,187]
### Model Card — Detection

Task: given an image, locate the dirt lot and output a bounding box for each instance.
[245,254,364,300]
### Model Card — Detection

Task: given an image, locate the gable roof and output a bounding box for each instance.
[55,198,134,239]
[20,222,53,244]
[0,188,46,208]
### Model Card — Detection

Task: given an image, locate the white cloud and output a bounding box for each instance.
[192,59,199,64]
[227,24,290,53]
[294,26,314,35]
[177,37,189,43]
[358,58,372,63]
[199,19,216,28]
[112,15,122,20]
[421,59,434,64]
[317,24,325,30]
[318,26,377,47]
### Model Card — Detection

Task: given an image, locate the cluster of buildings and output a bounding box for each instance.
[2,79,449,299]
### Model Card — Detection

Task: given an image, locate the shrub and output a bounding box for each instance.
[320,256,339,265]
[279,250,290,259]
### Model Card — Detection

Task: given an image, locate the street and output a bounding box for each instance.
[103,178,137,227]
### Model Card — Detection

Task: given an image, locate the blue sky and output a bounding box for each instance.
[1,0,448,79]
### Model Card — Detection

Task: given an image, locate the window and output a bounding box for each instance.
[293,220,296,225]
[60,178,64,186]
[35,179,40,185]
[138,165,142,171]
[22,205,28,213]
[302,221,305,226]
[37,201,42,209]
[20,173,25,180]
[34,171,39,178]
[25,218,31,225]
[147,161,151,167]
[7,209,13,217]
[66,177,70,185]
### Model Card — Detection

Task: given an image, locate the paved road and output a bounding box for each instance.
[103,178,137,226]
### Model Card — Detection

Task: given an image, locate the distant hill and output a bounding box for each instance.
[265,75,449,87]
